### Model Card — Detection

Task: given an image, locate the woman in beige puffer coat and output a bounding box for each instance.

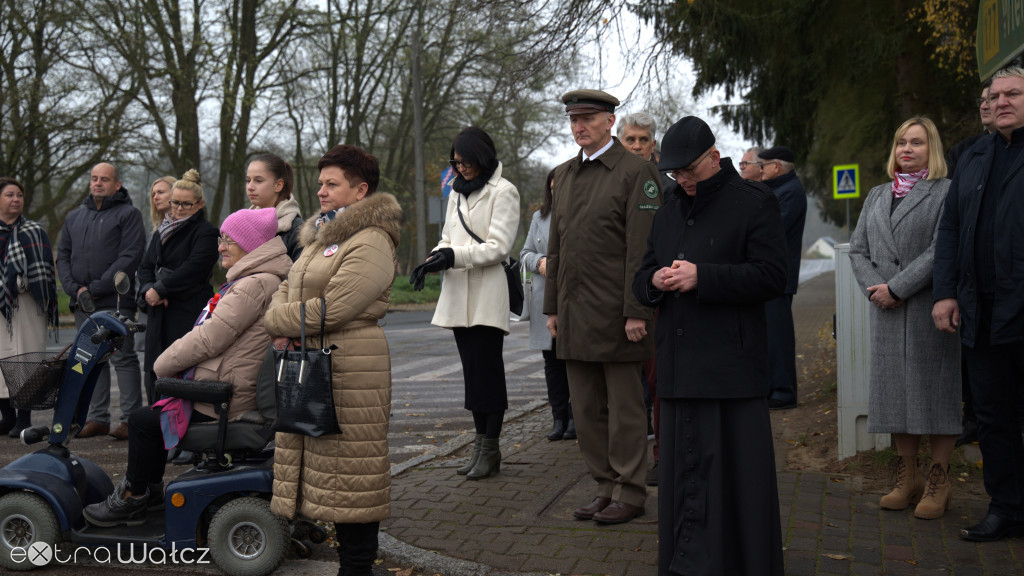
[266,145,401,576]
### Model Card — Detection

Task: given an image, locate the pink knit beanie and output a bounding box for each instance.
[221,207,278,253]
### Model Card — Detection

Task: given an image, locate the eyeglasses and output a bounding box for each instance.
[449,159,472,170]
[738,160,763,169]
[666,148,713,180]
[218,236,236,246]
[170,200,197,210]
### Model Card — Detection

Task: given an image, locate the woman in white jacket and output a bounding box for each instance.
[410,127,520,480]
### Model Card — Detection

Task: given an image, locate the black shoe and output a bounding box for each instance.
[547,419,567,441]
[563,418,577,440]
[959,512,1024,542]
[83,478,148,527]
[768,397,797,410]
[8,410,30,438]
[955,421,979,447]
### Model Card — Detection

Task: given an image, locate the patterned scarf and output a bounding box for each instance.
[157,212,193,244]
[892,169,928,199]
[315,208,343,228]
[0,216,58,336]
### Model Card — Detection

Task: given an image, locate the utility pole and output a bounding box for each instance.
[412,21,427,265]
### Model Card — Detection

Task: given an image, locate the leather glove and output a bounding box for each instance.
[77,289,96,313]
[408,249,455,291]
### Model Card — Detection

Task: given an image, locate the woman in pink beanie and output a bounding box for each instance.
[84,207,293,528]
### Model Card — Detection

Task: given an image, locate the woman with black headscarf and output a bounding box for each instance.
[410,127,520,480]
[0,177,58,438]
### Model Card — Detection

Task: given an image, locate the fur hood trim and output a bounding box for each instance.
[299,192,402,249]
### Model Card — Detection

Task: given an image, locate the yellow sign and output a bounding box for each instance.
[832,164,860,199]
[72,362,83,374]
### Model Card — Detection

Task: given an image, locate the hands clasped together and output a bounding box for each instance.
[652,259,697,293]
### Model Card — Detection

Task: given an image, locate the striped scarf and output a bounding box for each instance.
[0,216,58,336]
[892,169,928,199]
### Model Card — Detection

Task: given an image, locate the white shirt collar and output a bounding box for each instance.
[582,137,615,162]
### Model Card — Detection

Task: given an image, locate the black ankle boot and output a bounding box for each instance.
[8,410,30,438]
[0,399,15,436]
[467,438,501,480]
[547,419,566,441]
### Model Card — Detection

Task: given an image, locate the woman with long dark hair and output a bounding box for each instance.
[521,170,573,441]
[410,126,520,479]
[245,153,304,261]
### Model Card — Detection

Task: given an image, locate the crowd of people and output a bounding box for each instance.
[3,65,1023,575]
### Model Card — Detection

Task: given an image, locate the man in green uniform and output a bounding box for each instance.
[543,89,661,525]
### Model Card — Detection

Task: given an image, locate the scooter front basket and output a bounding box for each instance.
[0,348,69,410]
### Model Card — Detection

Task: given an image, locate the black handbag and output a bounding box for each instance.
[456,195,525,315]
[273,299,341,437]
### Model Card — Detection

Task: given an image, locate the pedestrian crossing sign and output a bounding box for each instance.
[833,164,860,199]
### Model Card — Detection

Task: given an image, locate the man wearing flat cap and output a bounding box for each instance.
[544,89,660,526]
[757,145,808,410]
[633,116,786,575]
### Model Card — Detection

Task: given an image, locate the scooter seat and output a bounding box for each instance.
[177,420,274,455]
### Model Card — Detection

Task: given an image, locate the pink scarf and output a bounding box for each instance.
[892,169,928,199]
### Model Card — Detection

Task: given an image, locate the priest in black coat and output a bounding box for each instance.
[633,116,787,576]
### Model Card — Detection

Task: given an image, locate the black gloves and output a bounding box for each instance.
[409,248,455,291]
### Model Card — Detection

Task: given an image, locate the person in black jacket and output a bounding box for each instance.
[245,153,304,261]
[136,170,220,407]
[56,162,146,440]
[633,116,787,576]
[757,145,807,409]
[933,66,1024,543]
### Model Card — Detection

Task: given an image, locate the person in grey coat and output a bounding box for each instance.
[849,117,961,520]
[520,170,574,441]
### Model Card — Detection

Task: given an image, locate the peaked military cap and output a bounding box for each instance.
[562,89,619,116]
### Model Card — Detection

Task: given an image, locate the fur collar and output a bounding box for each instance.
[299,192,403,249]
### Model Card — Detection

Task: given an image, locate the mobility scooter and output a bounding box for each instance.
[0,272,323,575]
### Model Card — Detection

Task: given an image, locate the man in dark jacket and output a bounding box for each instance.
[933,66,1024,543]
[544,89,660,525]
[56,162,146,440]
[633,116,786,575]
[758,145,808,409]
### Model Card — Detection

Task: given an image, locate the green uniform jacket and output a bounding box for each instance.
[543,137,661,362]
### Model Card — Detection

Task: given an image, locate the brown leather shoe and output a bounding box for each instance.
[108,422,129,441]
[573,497,611,520]
[593,501,645,525]
[76,420,110,438]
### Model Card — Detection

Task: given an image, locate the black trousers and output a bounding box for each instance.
[765,294,797,402]
[542,346,571,422]
[964,341,1024,520]
[334,521,379,575]
[453,325,508,412]
[125,405,213,493]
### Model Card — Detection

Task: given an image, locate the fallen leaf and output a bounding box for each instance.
[822,553,850,560]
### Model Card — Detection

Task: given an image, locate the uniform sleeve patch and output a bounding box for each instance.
[643,180,659,199]
[638,203,659,211]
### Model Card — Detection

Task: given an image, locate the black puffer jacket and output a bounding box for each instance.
[56,188,146,311]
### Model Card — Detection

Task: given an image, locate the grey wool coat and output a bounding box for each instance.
[520,209,553,351]
[848,178,961,435]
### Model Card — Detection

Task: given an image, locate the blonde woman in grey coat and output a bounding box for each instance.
[521,170,574,441]
[849,116,961,520]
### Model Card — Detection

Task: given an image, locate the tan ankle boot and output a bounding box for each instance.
[880,456,923,510]
[914,463,952,519]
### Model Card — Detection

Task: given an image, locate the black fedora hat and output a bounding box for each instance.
[658,116,716,171]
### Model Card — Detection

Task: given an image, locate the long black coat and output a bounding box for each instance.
[137,211,219,388]
[632,160,787,399]
[762,170,807,295]
[934,130,1024,348]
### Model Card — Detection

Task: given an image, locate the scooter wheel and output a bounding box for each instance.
[0,492,60,571]
[207,497,289,576]
[308,524,327,544]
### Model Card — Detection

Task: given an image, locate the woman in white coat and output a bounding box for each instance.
[849,116,960,520]
[521,170,574,441]
[410,127,520,480]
